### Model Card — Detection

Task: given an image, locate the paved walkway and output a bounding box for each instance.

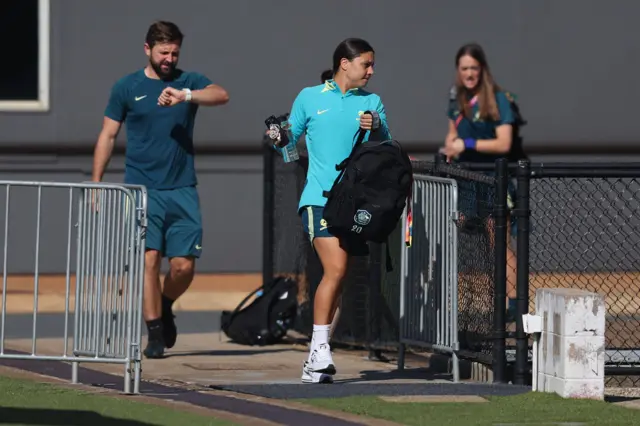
[0,273,532,424]
[1,332,535,425]
[2,332,454,387]
[0,332,448,425]
[0,358,398,426]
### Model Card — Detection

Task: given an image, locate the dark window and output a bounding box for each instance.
[0,0,39,101]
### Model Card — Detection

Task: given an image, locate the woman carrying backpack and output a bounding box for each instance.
[271,38,391,384]
[439,42,519,321]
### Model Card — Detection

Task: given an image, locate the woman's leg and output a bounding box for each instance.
[487,217,518,317]
[299,206,349,377]
[308,235,349,374]
[329,295,342,339]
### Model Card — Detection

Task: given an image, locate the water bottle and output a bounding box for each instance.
[265,114,299,163]
[279,118,299,163]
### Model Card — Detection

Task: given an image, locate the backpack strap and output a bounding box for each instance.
[322,110,381,198]
[335,126,368,171]
[226,285,265,320]
[454,95,478,128]
[335,111,383,171]
[385,238,394,272]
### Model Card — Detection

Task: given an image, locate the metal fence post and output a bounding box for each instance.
[514,159,531,385]
[396,171,460,381]
[492,158,508,383]
[434,153,446,176]
[366,243,383,360]
[262,136,275,286]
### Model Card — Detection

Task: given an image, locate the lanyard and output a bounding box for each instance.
[454,95,478,128]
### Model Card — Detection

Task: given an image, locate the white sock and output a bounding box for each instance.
[308,324,330,362]
[312,324,330,349]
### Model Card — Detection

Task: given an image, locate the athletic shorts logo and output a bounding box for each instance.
[354,210,372,226]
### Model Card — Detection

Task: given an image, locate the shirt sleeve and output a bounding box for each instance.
[189,72,214,90]
[375,96,392,140]
[496,92,515,125]
[104,80,128,122]
[287,89,308,145]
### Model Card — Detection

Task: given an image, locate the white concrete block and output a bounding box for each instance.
[535,288,606,400]
[536,288,606,337]
[537,373,605,399]
[539,333,605,380]
[563,336,605,380]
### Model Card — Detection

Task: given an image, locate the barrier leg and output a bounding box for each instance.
[71,361,78,384]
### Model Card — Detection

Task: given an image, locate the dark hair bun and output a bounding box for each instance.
[321,69,333,83]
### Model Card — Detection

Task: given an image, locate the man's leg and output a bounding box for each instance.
[162,186,203,349]
[142,190,168,359]
[160,256,196,348]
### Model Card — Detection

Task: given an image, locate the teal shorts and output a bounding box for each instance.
[146,186,203,258]
[300,205,369,256]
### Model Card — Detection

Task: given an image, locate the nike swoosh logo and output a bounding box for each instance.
[317,109,329,115]
[135,95,147,101]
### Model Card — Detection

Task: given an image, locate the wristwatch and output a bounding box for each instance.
[183,88,192,102]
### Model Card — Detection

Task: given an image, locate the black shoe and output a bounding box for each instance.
[143,338,166,359]
[162,312,177,349]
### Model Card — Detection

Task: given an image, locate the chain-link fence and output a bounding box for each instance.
[452,172,500,363]
[415,160,507,366]
[265,144,640,385]
[265,144,511,374]
[517,164,640,387]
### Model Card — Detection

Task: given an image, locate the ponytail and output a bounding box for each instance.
[321,69,333,83]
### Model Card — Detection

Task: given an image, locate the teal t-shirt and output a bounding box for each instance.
[447,91,514,163]
[104,69,212,189]
[283,79,392,211]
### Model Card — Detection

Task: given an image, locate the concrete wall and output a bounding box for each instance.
[3,0,640,150]
[0,154,263,274]
[3,1,640,275]
[3,151,637,275]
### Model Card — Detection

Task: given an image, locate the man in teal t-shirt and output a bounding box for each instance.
[92,21,229,359]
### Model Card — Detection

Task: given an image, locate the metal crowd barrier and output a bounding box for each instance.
[397,174,460,382]
[0,181,147,394]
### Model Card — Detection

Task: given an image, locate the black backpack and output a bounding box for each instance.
[322,113,413,265]
[503,91,528,162]
[220,276,298,346]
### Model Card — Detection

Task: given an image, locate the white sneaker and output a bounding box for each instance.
[308,343,336,375]
[301,361,333,384]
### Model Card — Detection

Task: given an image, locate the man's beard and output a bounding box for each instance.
[150,59,177,79]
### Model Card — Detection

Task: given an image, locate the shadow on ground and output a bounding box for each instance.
[0,407,154,426]
[163,348,293,358]
[337,367,453,384]
[605,395,640,403]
